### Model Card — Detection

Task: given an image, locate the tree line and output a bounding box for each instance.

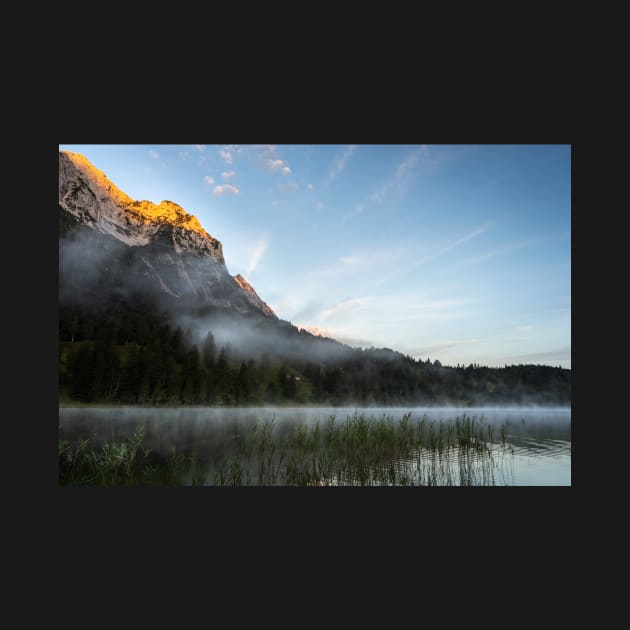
[59,301,571,406]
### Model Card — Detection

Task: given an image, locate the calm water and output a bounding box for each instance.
[58,406,571,486]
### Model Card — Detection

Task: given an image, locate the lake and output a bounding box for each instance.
[58,406,571,486]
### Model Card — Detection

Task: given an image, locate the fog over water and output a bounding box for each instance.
[59,406,570,486]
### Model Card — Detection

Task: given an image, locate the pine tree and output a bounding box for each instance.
[237,362,250,404]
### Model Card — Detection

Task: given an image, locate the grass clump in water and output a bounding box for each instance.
[59,428,208,486]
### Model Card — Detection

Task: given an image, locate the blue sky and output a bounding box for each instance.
[59,144,571,368]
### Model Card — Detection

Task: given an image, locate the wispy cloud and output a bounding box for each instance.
[343,203,364,220]
[219,148,233,165]
[193,145,206,152]
[320,297,370,322]
[517,325,534,331]
[203,175,215,185]
[374,223,491,286]
[272,200,287,207]
[308,256,363,278]
[327,145,357,186]
[373,296,482,322]
[370,144,453,206]
[315,202,324,212]
[445,237,541,271]
[307,183,314,190]
[221,170,236,180]
[246,238,269,274]
[369,146,429,204]
[213,184,240,195]
[147,149,167,169]
[179,151,192,161]
[308,247,406,279]
[410,338,481,355]
[424,224,492,264]
[277,181,299,191]
[342,145,443,222]
[269,294,309,320]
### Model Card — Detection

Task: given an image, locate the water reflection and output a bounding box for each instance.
[59,407,571,486]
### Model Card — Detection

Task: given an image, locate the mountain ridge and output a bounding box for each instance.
[59,151,276,319]
[58,151,571,407]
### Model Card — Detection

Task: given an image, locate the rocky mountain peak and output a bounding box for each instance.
[59,150,277,319]
[59,150,224,260]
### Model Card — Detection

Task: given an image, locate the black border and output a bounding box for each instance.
[24,89,583,583]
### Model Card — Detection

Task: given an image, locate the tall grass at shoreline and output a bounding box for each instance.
[59,413,513,486]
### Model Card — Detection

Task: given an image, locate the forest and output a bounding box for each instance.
[59,300,571,406]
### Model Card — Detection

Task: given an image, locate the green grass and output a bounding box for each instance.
[59,413,512,486]
[59,428,208,486]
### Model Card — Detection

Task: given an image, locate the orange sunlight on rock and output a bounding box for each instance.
[62,151,211,239]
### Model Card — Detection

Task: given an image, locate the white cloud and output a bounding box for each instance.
[307,183,314,190]
[203,175,215,185]
[148,150,159,160]
[219,148,233,164]
[261,146,292,175]
[246,238,269,274]
[517,325,535,331]
[179,151,192,161]
[272,200,287,207]
[193,145,206,152]
[213,184,240,195]
[267,158,291,174]
[221,170,236,180]
[327,144,357,185]
[315,202,324,211]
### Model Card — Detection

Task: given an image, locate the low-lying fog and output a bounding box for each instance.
[59,405,571,445]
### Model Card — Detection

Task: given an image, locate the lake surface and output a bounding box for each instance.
[58,406,571,486]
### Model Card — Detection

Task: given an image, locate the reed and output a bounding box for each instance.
[59,413,515,486]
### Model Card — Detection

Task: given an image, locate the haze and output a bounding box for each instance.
[58,144,571,368]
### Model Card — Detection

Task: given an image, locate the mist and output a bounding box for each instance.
[58,405,571,481]
[59,208,571,408]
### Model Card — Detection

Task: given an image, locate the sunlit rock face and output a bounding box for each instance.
[59,151,224,256]
[233,274,276,318]
[58,151,276,318]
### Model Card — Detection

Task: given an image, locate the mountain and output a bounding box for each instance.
[58,151,571,406]
[233,274,276,318]
[59,150,276,319]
